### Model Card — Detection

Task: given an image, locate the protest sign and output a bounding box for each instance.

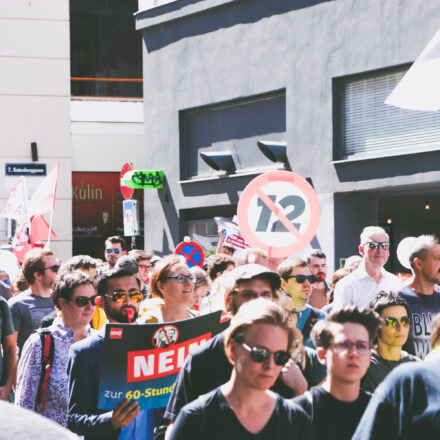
[214,216,250,251]
[175,241,204,268]
[98,311,226,411]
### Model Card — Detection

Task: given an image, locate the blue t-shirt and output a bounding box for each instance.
[397,285,440,359]
[296,306,326,349]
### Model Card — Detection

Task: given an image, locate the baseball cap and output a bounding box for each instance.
[230,264,281,291]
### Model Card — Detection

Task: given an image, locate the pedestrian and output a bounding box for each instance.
[305,249,330,309]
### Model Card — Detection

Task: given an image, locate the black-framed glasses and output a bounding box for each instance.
[383,316,410,328]
[364,241,390,250]
[105,289,143,303]
[330,340,370,356]
[138,264,152,270]
[106,248,121,254]
[165,275,197,284]
[69,295,97,307]
[242,343,290,366]
[43,264,60,273]
[284,274,318,284]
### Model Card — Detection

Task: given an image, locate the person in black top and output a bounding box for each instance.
[169,299,313,440]
[293,305,381,440]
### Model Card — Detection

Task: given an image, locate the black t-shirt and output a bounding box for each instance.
[293,386,371,440]
[169,387,313,440]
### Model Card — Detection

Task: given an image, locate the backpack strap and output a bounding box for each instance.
[301,308,320,342]
[35,329,55,412]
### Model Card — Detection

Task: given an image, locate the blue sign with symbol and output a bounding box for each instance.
[175,241,204,268]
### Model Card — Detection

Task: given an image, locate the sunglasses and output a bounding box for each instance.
[330,340,370,356]
[165,275,197,284]
[242,343,290,366]
[105,289,143,303]
[43,264,60,273]
[285,274,318,284]
[70,295,97,307]
[106,248,121,254]
[365,241,390,250]
[384,316,410,328]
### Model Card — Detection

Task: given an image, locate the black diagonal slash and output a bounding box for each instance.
[256,189,303,240]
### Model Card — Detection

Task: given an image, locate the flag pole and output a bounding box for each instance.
[46,162,59,248]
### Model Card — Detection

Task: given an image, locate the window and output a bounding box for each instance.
[337,66,440,159]
[70,0,142,98]
[180,91,286,179]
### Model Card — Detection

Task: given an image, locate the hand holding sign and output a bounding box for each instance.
[237,171,320,258]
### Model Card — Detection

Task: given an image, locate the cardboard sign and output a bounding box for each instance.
[98,311,225,411]
[175,241,204,268]
[237,170,320,258]
[214,217,250,251]
[122,170,164,189]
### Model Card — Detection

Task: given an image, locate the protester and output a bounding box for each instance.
[101,236,127,271]
[206,253,236,281]
[396,234,440,359]
[164,264,310,430]
[15,271,96,426]
[322,267,351,314]
[137,255,196,323]
[305,249,330,309]
[278,257,325,348]
[8,248,58,356]
[0,296,16,401]
[216,227,236,256]
[293,305,381,440]
[352,358,440,439]
[361,291,419,392]
[169,299,313,440]
[332,226,402,308]
[67,268,142,439]
[190,266,210,310]
[128,249,154,295]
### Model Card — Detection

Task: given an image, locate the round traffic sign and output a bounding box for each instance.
[237,170,320,258]
[175,241,205,268]
[120,162,134,200]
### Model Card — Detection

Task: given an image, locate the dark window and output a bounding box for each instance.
[70,0,142,98]
[336,65,440,159]
[180,91,286,179]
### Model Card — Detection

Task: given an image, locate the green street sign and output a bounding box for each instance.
[122,170,164,189]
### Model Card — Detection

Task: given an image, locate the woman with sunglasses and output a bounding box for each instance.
[138,255,197,324]
[361,291,419,393]
[15,271,96,426]
[169,299,313,440]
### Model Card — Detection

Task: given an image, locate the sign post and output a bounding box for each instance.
[237,170,320,258]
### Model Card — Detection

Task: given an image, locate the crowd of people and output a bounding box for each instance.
[0,226,439,439]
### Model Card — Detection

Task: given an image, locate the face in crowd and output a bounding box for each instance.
[37,255,59,289]
[318,322,371,385]
[137,259,152,285]
[308,256,327,283]
[282,265,313,302]
[228,277,274,315]
[379,305,410,349]
[59,283,96,328]
[105,241,125,268]
[99,275,142,323]
[359,231,390,269]
[414,242,440,285]
[157,262,195,307]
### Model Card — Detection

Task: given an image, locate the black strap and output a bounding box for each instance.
[301,308,320,342]
[35,329,55,412]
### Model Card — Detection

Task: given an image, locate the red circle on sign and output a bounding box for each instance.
[175,241,205,268]
[237,171,320,258]
[121,162,134,200]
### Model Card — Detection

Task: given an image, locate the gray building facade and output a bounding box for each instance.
[135,0,440,272]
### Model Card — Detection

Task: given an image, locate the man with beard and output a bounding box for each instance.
[67,269,142,439]
[101,236,127,272]
[306,249,330,309]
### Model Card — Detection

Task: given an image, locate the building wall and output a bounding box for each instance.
[136,0,440,267]
[0,0,72,259]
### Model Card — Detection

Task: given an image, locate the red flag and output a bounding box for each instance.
[29,162,59,218]
[30,215,57,245]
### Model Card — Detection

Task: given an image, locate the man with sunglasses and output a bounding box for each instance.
[102,236,127,271]
[293,305,381,440]
[305,249,331,309]
[361,291,419,393]
[8,248,59,357]
[396,234,440,359]
[277,257,326,348]
[333,226,402,309]
[68,268,143,439]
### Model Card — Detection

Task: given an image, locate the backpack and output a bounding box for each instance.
[35,328,55,412]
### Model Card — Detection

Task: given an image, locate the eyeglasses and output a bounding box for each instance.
[69,295,97,307]
[242,343,290,366]
[330,340,370,356]
[138,264,152,270]
[165,275,197,284]
[284,274,318,284]
[44,265,60,273]
[106,248,121,254]
[383,316,410,328]
[105,289,143,303]
[364,241,390,251]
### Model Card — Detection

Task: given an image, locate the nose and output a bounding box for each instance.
[263,354,276,369]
